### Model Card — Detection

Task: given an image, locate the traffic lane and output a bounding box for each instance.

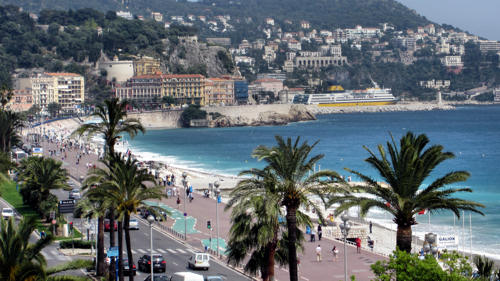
[102,217,250,280]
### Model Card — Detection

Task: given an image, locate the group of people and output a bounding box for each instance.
[315,244,339,262]
[306,224,323,242]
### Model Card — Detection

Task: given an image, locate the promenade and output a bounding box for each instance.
[35,136,386,281]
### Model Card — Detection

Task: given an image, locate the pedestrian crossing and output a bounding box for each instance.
[130,248,192,255]
[42,247,193,261]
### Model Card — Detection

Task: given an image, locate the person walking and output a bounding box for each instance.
[332,245,338,261]
[310,229,316,242]
[315,245,322,262]
[317,224,323,241]
[176,196,181,209]
[356,237,361,254]
[369,221,373,234]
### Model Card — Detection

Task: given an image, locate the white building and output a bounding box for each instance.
[31,73,85,112]
[441,56,463,67]
[116,11,133,20]
[99,56,134,84]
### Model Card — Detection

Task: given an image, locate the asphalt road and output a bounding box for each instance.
[50,178,250,280]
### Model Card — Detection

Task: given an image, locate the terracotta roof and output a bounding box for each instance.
[45,72,81,77]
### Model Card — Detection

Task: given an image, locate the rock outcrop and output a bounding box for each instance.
[210,105,316,127]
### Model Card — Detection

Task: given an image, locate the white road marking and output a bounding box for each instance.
[176,248,187,254]
[167,249,177,254]
[137,249,147,254]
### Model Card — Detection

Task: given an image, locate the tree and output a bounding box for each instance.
[47,102,62,117]
[162,96,176,107]
[331,132,484,253]
[85,153,165,281]
[0,84,13,110]
[473,255,494,279]
[0,110,24,153]
[180,104,207,127]
[371,249,469,281]
[17,157,69,219]
[0,216,92,281]
[250,136,344,281]
[74,98,145,277]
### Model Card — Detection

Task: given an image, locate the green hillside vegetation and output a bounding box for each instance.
[1,0,430,31]
[0,5,197,99]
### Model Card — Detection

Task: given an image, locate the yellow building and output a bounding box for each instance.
[206,77,235,105]
[115,74,207,105]
[31,73,84,112]
[133,56,161,76]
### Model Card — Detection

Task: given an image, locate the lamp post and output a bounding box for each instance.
[214,181,220,257]
[182,172,188,240]
[147,215,155,281]
[339,213,351,281]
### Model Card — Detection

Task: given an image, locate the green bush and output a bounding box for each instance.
[180,104,207,127]
[59,239,95,249]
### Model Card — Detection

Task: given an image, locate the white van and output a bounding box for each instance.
[169,272,204,281]
[187,252,210,270]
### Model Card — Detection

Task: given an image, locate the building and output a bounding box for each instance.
[345,25,381,40]
[441,56,463,67]
[31,73,84,113]
[151,12,163,22]
[288,40,302,51]
[279,87,304,104]
[206,78,234,105]
[494,88,500,103]
[6,89,33,112]
[419,80,451,89]
[234,80,249,104]
[265,18,275,26]
[478,40,500,53]
[116,11,133,20]
[392,37,417,51]
[300,21,310,29]
[115,74,207,105]
[99,56,134,83]
[294,55,347,69]
[253,78,283,98]
[133,56,161,76]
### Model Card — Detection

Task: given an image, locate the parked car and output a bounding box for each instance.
[128,219,139,230]
[123,258,136,276]
[68,189,81,200]
[138,254,166,273]
[169,272,204,281]
[104,219,118,231]
[143,275,170,281]
[187,253,210,270]
[2,208,14,220]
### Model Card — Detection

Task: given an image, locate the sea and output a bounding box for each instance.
[124,105,500,259]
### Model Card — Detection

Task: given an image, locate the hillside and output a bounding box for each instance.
[0,0,431,31]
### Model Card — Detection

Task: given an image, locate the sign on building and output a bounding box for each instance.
[437,235,459,248]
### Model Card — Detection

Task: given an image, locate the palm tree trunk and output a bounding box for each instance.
[266,242,277,281]
[109,209,116,281]
[118,220,124,281]
[97,216,105,276]
[396,224,413,253]
[285,204,299,281]
[124,213,135,281]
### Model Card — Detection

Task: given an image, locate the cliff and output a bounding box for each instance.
[206,104,316,127]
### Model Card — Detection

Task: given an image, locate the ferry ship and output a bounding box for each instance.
[293,84,396,107]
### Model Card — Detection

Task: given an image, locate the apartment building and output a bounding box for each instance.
[133,56,161,76]
[206,78,235,105]
[6,89,33,112]
[31,73,84,112]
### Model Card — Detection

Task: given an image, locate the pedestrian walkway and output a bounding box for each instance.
[130,248,193,255]
[144,201,199,234]
[202,238,227,255]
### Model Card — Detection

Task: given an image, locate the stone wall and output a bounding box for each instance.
[128,110,182,129]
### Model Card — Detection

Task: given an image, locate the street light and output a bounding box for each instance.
[214,181,220,257]
[339,213,351,281]
[182,172,188,240]
[147,215,155,281]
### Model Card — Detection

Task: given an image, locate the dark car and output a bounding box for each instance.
[138,254,166,273]
[143,275,170,281]
[104,219,118,231]
[123,259,137,276]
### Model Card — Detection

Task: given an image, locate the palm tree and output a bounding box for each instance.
[85,153,165,281]
[473,255,494,279]
[0,216,92,281]
[74,98,145,276]
[17,157,69,219]
[0,110,24,153]
[250,136,344,281]
[226,169,310,281]
[331,132,484,253]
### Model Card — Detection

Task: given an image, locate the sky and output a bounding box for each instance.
[396,0,500,41]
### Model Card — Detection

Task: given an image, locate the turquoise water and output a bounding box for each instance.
[128,105,500,258]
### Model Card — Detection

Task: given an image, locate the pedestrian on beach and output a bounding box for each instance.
[369,221,373,234]
[356,237,361,254]
[315,245,322,262]
[332,245,338,261]
[317,224,323,241]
